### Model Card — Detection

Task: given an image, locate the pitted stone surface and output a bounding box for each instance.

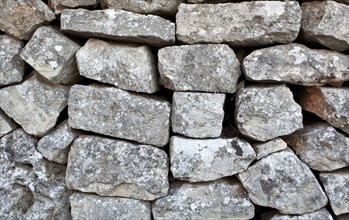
[252,138,288,160]
[0,109,17,138]
[49,0,99,14]
[270,208,333,220]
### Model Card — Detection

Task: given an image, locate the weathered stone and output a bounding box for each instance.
[49,0,99,14]
[252,138,288,160]
[320,168,349,216]
[20,26,81,84]
[301,1,349,52]
[76,39,158,93]
[170,136,256,182]
[176,2,301,47]
[0,73,69,137]
[0,35,25,86]
[66,135,169,200]
[158,44,241,93]
[171,92,225,138]
[235,85,303,141]
[68,85,170,147]
[238,149,328,214]
[270,208,333,220]
[70,192,151,220]
[0,0,55,40]
[0,109,17,138]
[37,120,78,164]
[61,9,175,47]
[243,43,349,86]
[188,0,229,3]
[152,178,255,219]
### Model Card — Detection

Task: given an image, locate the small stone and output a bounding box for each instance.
[243,43,349,86]
[270,208,333,220]
[76,38,158,93]
[301,0,349,52]
[252,138,288,160]
[20,26,81,84]
[152,178,255,219]
[188,0,229,3]
[238,149,328,214]
[0,0,55,40]
[158,44,241,93]
[0,73,69,137]
[48,0,99,14]
[61,9,175,47]
[0,109,17,138]
[235,85,303,141]
[170,136,256,182]
[0,35,25,86]
[176,2,301,47]
[66,135,169,200]
[68,85,170,147]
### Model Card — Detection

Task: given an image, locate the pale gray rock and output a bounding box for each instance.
[70,192,151,220]
[76,38,159,93]
[235,85,303,141]
[0,109,17,138]
[270,208,333,220]
[0,73,69,137]
[66,135,169,200]
[0,35,25,86]
[152,178,255,220]
[68,85,170,147]
[49,0,99,14]
[252,138,288,160]
[158,44,241,93]
[243,43,349,86]
[188,0,230,3]
[170,136,256,182]
[61,9,175,47]
[171,92,225,138]
[20,26,81,84]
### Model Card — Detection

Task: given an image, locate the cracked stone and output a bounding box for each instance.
[252,138,288,160]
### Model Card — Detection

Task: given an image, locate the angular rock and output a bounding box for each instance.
[235,85,303,141]
[153,178,255,219]
[70,192,151,220]
[49,0,99,14]
[68,85,170,147]
[66,135,169,200]
[252,138,288,160]
[0,109,17,138]
[61,9,175,47]
[243,43,349,86]
[76,39,158,93]
[0,0,55,40]
[170,136,256,182]
[176,2,301,47]
[0,35,25,86]
[0,73,69,137]
[238,149,328,214]
[270,208,333,220]
[188,0,229,3]
[301,1,349,52]
[158,44,241,93]
[20,26,81,84]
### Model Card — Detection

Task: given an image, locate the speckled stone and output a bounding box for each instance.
[48,0,99,14]
[270,208,333,220]
[252,138,288,160]
[0,109,17,138]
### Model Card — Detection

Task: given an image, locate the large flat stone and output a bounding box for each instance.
[0,109,17,138]
[49,0,99,14]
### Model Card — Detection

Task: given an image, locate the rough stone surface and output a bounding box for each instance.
[0,0,56,40]
[158,44,241,93]
[0,109,17,138]
[152,178,255,220]
[171,92,225,138]
[20,26,81,84]
[0,73,69,137]
[170,136,256,182]
[176,2,301,47]
[61,9,175,47]
[0,35,25,87]
[49,0,99,14]
[252,138,288,160]
[66,135,169,200]
[76,38,159,93]
[301,0,349,52]
[243,43,349,86]
[188,0,229,3]
[235,85,303,141]
[238,149,328,214]
[270,208,333,220]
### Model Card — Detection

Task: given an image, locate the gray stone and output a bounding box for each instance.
[235,85,303,142]
[0,0,55,40]
[0,109,17,138]
[0,73,69,137]
[70,192,151,220]
[188,0,230,3]
[68,85,170,147]
[158,44,241,93]
[252,138,288,160]
[66,135,169,200]
[243,43,349,86]
[152,178,255,220]
[76,38,158,93]
[270,208,333,220]
[301,0,349,52]
[61,9,175,47]
[0,35,25,86]
[49,0,99,14]
[176,2,301,47]
[238,149,328,214]
[170,136,256,182]
[20,26,81,84]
